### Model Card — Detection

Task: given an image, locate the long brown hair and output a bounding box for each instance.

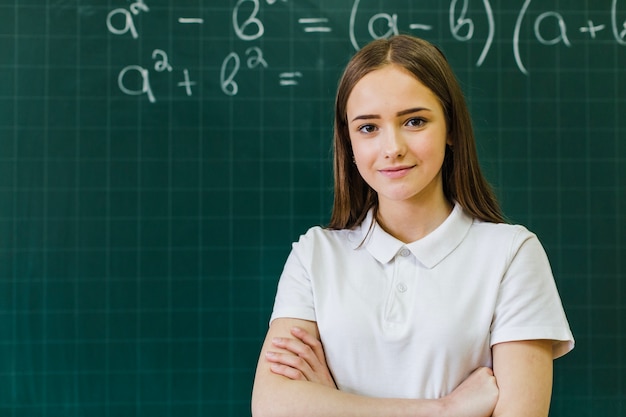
[328,35,505,229]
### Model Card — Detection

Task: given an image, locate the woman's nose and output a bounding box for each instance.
[382,128,406,158]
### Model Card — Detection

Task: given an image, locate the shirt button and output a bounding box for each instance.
[399,248,410,257]
[397,283,408,293]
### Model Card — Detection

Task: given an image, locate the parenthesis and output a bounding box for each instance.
[349,0,361,51]
[476,0,494,67]
[611,0,626,45]
[513,0,532,75]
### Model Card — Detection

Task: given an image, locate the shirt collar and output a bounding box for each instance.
[351,203,473,268]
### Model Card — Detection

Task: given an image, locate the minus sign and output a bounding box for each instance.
[409,24,433,31]
[179,18,204,24]
[304,27,332,33]
[298,18,329,24]
[279,72,302,78]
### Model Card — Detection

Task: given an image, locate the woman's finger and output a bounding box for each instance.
[272,336,318,365]
[268,330,336,388]
[268,361,306,381]
[291,327,325,360]
[266,350,313,379]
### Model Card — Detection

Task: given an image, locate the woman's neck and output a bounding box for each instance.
[376,197,453,243]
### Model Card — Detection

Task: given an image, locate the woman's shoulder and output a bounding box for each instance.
[459,219,550,269]
[469,218,540,249]
[292,223,370,254]
[287,225,357,267]
[295,225,354,246]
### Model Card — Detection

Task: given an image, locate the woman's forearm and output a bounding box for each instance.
[252,355,498,417]
[251,373,443,417]
[252,318,497,417]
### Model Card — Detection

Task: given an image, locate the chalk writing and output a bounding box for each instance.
[106,8,139,39]
[106,1,149,39]
[106,0,625,102]
[118,65,155,102]
[220,52,240,96]
[177,69,196,97]
[152,50,172,72]
[579,21,605,39]
[220,47,268,96]
[233,0,264,41]
[128,0,149,15]
[612,0,626,45]
[299,18,332,33]
[408,23,433,31]
[534,12,572,47]
[279,72,302,86]
[178,18,204,24]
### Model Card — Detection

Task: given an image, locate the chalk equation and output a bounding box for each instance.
[106,0,626,102]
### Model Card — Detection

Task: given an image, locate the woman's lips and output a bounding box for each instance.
[378,165,415,179]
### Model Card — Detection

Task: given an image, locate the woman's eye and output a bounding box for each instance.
[406,118,426,128]
[358,124,377,134]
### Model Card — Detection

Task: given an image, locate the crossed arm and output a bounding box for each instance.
[251,318,553,417]
[253,317,478,417]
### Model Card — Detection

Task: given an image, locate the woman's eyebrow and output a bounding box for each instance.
[350,107,431,123]
[396,107,431,117]
[350,114,380,122]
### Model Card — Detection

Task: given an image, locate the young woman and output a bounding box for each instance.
[251,35,574,417]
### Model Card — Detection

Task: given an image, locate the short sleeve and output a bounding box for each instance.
[490,229,574,358]
[269,234,317,324]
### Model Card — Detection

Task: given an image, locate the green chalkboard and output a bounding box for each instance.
[1,1,624,416]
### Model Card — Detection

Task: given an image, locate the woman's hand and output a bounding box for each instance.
[265,326,337,389]
[441,367,499,417]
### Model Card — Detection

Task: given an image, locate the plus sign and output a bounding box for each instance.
[177,69,197,97]
[579,20,605,39]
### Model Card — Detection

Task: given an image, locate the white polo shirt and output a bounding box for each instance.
[270,204,574,399]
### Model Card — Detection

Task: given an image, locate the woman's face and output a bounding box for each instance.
[346,64,451,211]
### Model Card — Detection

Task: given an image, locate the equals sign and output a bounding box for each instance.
[298,18,331,33]
[279,72,302,86]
